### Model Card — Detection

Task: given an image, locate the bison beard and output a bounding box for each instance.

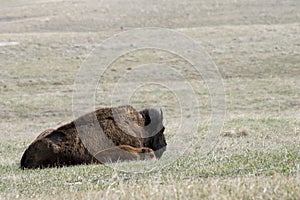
[20,105,167,169]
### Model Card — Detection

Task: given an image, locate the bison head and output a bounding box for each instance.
[140,108,167,158]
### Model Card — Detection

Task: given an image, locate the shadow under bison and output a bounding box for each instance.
[21,105,167,169]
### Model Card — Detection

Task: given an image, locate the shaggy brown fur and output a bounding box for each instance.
[20,105,167,169]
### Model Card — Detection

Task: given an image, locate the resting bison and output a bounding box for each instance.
[20,105,167,169]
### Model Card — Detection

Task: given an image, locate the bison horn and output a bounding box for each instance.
[160,108,163,121]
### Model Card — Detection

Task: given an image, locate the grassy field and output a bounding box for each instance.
[0,0,300,199]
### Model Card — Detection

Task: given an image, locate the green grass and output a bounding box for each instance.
[1,146,299,199]
[1,0,300,199]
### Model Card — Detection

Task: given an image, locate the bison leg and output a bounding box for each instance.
[94,145,156,164]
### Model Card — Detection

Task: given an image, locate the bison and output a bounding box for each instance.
[20,105,167,169]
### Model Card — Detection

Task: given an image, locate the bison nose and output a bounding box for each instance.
[154,146,167,159]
